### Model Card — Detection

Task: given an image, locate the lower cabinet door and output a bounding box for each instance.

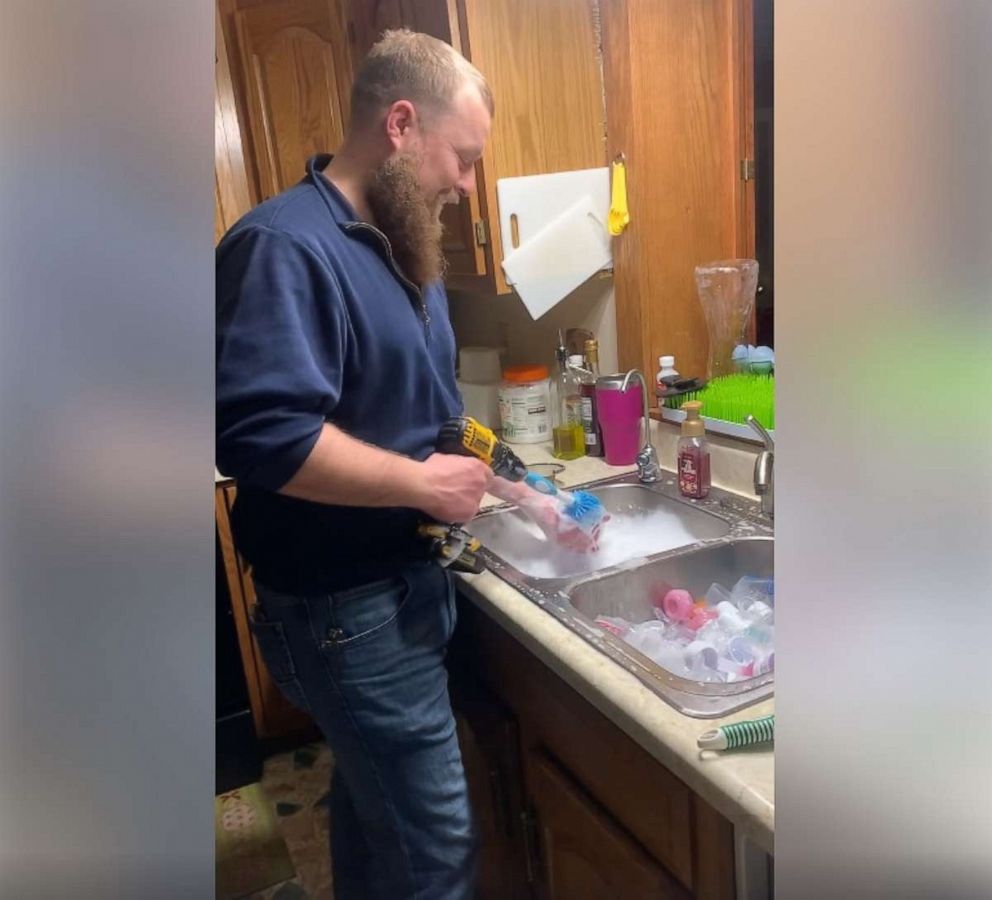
[453,679,532,900]
[528,749,692,900]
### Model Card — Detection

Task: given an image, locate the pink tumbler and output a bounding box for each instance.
[595,374,643,465]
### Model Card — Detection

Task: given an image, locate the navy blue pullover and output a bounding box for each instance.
[217,155,462,594]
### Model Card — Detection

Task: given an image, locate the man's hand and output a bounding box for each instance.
[416,453,494,523]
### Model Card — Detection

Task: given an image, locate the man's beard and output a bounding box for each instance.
[367,153,449,288]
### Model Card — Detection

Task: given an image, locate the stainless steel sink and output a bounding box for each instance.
[467,472,774,717]
[466,483,731,580]
[569,538,773,623]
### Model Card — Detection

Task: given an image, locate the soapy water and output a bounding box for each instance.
[475,507,709,580]
[597,576,774,683]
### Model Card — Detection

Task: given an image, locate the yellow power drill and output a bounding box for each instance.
[418,417,528,573]
[435,416,529,481]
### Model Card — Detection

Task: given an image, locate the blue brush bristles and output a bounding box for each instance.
[522,471,606,532]
[564,490,607,529]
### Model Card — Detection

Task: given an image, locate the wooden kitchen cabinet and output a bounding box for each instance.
[217,0,755,330]
[602,0,756,385]
[217,0,606,290]
[452,0,607,293]
[450,592,738,900]
[224,0,354,202]
[452,679,531,900]
[528,750,690,900]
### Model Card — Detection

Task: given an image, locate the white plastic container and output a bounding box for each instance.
[498,365,551,444]
[655,355,679,388]
[458,346,503,383]
[456,380,501,430]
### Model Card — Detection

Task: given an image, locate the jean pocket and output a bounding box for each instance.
[330,575,410,648]
[249,612,311,713]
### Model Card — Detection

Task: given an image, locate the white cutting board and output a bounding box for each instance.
[497,168,610,278]
[501,195,612,320]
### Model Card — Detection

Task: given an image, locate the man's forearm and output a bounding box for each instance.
[277,423,494,523]
[278,423,426,509]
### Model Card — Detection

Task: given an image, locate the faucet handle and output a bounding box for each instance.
[636,446,662,483]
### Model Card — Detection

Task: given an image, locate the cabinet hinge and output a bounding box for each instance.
[474,220,489,246]
[741,158,756,182]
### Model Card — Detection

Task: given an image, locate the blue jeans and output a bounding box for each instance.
[249,561,476,900]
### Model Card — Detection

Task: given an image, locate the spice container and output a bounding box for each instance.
[498,365,551,444]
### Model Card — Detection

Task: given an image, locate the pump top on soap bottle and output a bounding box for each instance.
[677,400,711,499]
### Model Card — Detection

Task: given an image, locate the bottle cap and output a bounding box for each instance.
[503,364,549,383]
[584,339,600,370]
[681,400,705,437]
[660,355,675,368]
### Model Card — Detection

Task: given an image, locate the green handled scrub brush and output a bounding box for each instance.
[697,714,775,751]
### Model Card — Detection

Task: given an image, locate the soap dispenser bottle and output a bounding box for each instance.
[677,400,711,498]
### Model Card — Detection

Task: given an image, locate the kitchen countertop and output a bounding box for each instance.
[456,432,775,854]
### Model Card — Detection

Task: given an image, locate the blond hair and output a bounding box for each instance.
[350,29,493,130]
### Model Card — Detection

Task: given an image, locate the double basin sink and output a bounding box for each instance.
[466,472,773,718]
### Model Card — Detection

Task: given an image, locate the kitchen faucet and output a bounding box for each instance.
[620,369,662,483]
[745,414,774,519]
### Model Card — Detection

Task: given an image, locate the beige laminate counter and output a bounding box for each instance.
[456,433,775,854]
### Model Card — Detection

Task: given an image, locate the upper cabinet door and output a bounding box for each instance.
[461,0,604,177]
[602,0,753,382]
[234,0,354,200]
[460,0,607,293]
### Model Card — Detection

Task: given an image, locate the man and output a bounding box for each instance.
[216,30,495,900]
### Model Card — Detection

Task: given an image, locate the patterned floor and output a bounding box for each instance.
[243,741,335,900]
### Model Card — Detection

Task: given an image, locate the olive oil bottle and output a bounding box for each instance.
[551,334,585,460]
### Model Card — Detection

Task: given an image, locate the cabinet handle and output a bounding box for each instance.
[474,220,489,246]
[520,808,538,885]
[488,766,510,838]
